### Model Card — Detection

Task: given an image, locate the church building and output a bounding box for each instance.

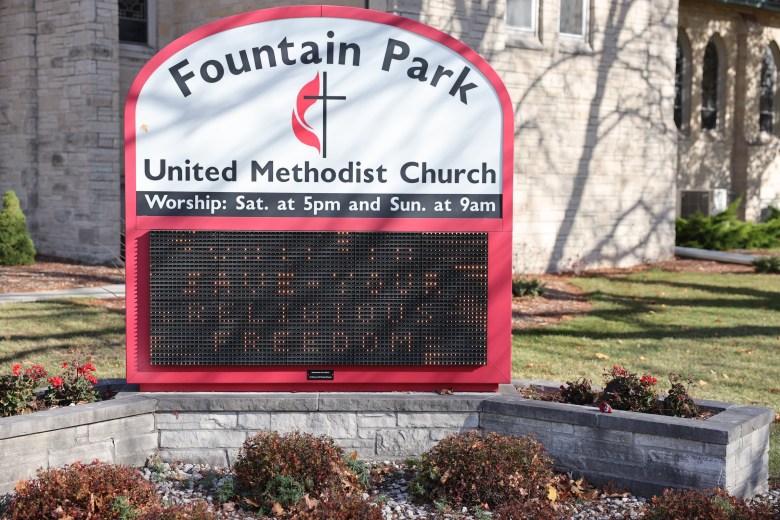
[0,0,778,271]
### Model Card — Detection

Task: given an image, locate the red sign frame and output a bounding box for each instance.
[124,6,514,391]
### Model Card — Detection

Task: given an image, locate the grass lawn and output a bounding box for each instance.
[512,269,780,481]
[0,299,126,378]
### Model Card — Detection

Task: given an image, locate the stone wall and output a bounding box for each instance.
[2,0,680,270]
[0,388,772,499]
[0,0,121,263]
[0,395,156,493]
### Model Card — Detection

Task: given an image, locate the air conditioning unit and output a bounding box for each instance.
[679,189,730,219]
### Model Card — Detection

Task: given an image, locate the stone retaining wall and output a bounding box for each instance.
[0,387,772,499]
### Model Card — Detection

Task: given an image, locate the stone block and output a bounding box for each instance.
[48,440,115,469]
[237,413,271,430]
[319,394,486,412]
[152,393,318,412]
[156,412,238,430]
[481,396,598,427]
[0,396,156,439]
[89,414,155,441]
[573,425,632,444]
[397,412,478,429]
[357,413,396,428]
[376,429,435,457]
[634,433,704,453]
[0,450,48,493]
[159,430,247,449]
[114,432,158,460]
[270,412,357,438]
[159,449,229,468]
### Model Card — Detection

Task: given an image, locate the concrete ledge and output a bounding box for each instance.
[0,386,772,500]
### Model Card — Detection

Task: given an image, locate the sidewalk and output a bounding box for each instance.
[0,284,125,304]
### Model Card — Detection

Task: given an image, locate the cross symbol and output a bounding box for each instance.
[304,71,346,159]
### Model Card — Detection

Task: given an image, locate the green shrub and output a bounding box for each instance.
[676,198,780,250]
[663,374,699,418]
[0,190,36,265]
[512,277,547,297]
[233,431,364,510]
[7,461,159,519]
[559,377,597,405]
[753,255,780,274]
[645,487,776,519]
[598,365,659,413]
[410,431,554,509]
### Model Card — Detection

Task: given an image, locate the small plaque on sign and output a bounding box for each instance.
[307,370,334,381]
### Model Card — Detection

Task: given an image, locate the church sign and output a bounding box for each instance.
[125,6,513,391]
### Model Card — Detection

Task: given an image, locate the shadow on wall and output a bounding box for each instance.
[394,0,678,273]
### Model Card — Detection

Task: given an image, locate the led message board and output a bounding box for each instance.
[125,6,513,391]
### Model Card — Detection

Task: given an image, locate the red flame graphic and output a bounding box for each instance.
[292,73,321,153]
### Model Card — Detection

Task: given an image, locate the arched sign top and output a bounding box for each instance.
[126,6,513,232]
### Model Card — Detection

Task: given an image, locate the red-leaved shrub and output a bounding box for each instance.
[645,487,777,520]
[409,431,554,509]
[7,461,158,519]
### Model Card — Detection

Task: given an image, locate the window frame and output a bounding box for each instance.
[559,0,589,40]
[119,0,156,48]
[700,38,721,132]
[759,43,779,136]
[674,32,693,133]
[506,0,538,35]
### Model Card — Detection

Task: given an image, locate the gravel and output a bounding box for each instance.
[137,458,780,519]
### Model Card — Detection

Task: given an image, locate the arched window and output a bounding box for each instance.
[760,46,777,134]
[674,33,692,131]
[119,0,148,44]
[701,40,719,130]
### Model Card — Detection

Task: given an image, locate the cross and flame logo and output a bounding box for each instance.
[291,71,346,159]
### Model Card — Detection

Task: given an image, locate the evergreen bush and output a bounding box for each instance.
[0,190,36,265]
[675,198,780,251]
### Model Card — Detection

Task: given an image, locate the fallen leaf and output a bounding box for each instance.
[300,494,319,511]
[775,413,779,423]
[639,355,647,361]
[595,353,610,360]
[714,318,722,323]
[547,484,558,502]
[271,502,285,516]
[141,123,149,132]
[348,450,358,461]
[526,363,535,368]
[769,388,780,393]
[438,388,453,395]
[698,380,708,386]
[722,373,729,379]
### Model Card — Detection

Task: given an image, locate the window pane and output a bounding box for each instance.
[674,40,684,130]
[507,0,535,30]
[560,0,585,36]
[760,47,776,134]
[119,0,148,44]
[701,41,718,130]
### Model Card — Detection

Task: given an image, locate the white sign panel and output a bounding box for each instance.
[128,9,508,219]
